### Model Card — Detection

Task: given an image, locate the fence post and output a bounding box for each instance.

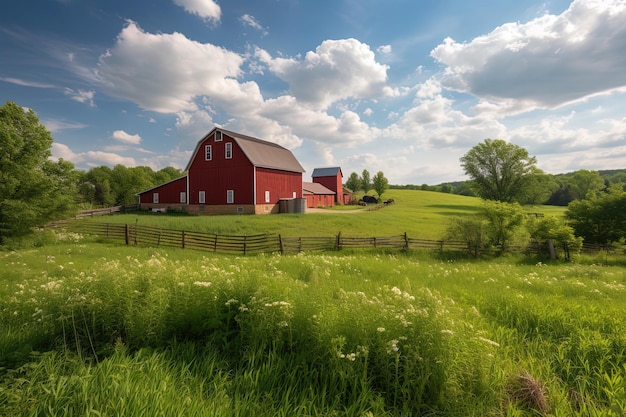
[125,224,129,245]
[278,234,284,254]
[213,235,218,252]
[243,236,247,255]
[336,231,341,251]
[404,232,409,250]
[182,231,186,249]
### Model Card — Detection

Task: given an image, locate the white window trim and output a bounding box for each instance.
[199,191,205,204]
[153,193,159,204]
[225,142,232,159]
[180,192,186,203]
[227,189,234,204]
[205,145,212,161]
[265,190,270,203]
[215,131,222,142]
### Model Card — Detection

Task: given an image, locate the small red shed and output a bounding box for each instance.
[303,182,335,208]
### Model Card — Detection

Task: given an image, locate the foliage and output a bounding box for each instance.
[345,172,361,192]
[361,169,372,193]
[566,185,626,246]
[479,200,527,252]
[0,101,78,242]
[445,217,485,257]
[568,169,605,200]
[1,241,625,416]
[460,138,538,203]
[372,171,389,198]
[526,216,582,258]
[517,168,559,205]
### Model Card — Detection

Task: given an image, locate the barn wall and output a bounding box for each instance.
[255,168,302,203]
[138,177,187,205]
[187,204,256,215]
[187,132,255,205]
[313,175,343,203]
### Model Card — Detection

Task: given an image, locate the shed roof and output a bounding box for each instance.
[311,167,342,178]
[185,128,305,173]
[302,182,335,195]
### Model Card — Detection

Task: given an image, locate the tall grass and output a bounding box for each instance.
[1,235,624,415]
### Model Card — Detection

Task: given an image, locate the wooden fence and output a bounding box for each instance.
[57,221,623,257]
[74,205,139,219]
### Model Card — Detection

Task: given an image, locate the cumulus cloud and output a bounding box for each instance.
[111,130,141,145]
[430,0,626,110]
[256,39,390,109]
[377,44,392,54]
[51,142,137,167]
[173,0,221,23]
[96,21,244,113]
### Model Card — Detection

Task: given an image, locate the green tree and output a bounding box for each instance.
[518,168,558,205]
[372,171,389,198]
[565,185,626,246]
[361,169,371,194]
[568,169,605,200]
[460,139,537,203]
[479,200,527,252]
[445,217,485,257]
[345,172,361,192]
[0,101,78,241]
[526,216,582,259]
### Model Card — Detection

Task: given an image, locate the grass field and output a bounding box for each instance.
[77,189,565,239]
[2,191,624,416]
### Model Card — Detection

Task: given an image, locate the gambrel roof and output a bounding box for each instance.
[311,167,342,177]
[185,128,305,173]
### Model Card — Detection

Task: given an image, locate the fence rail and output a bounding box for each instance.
[55,220,624,257]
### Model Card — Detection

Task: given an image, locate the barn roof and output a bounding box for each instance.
[311,167,342,178]
[302,182,335,195]
[185,128,305,173]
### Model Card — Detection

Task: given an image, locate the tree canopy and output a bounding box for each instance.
[0,101,78,241]
[460,139,537,203]
[372,171,389,198]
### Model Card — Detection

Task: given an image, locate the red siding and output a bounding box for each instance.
[256,168,302,203]
[138,177,187,204]
[313,174,343,203]
[187,133,255,205]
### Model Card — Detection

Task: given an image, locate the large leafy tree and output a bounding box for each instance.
[568,169,605,200]
[565,185,626,246]
[460,139,537,203]
[372,171,389,198]
[0,101,78,241]
[361,169,372,194]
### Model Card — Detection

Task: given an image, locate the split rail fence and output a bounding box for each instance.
[59,221,477,256]
[56,221,622,257]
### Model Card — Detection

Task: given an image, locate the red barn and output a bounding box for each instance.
[138,128,305,214]
[303,182,335,208]
[311,167,345,204]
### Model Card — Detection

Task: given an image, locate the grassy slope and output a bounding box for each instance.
[80,189,565,239]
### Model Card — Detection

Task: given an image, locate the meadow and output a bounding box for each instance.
[77,189,565,239]
[1,190,625,416]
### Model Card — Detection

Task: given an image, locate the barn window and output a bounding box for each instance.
[215,131,222,142]
[153,193,159,204]
[292,191,297,198]
[265,190,270,203]
[227,190,234,204]
[199,191,205,204]
[225,142,232,159]
[205,145,212,161]
[180,192,186,203]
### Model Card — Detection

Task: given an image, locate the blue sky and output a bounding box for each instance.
[2,0,625,184]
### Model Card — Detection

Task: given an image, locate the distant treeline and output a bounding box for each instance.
[390,169,626,206]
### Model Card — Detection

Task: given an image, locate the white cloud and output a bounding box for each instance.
[173,0,221,23]
[51,142,137,167]
[64,88,95,107]
[256,39,390,109]
[111,129,141,145]
[430,0,626,111]
[0,77,55,88]
[377,44,392,54]
[239,14,268,35]
[96,21,244,113]
[42,119,88,133]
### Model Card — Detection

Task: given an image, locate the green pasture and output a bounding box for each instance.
[1,237,625,416]
[79,189,565,239]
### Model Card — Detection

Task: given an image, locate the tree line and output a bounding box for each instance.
[2,101,625,250]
